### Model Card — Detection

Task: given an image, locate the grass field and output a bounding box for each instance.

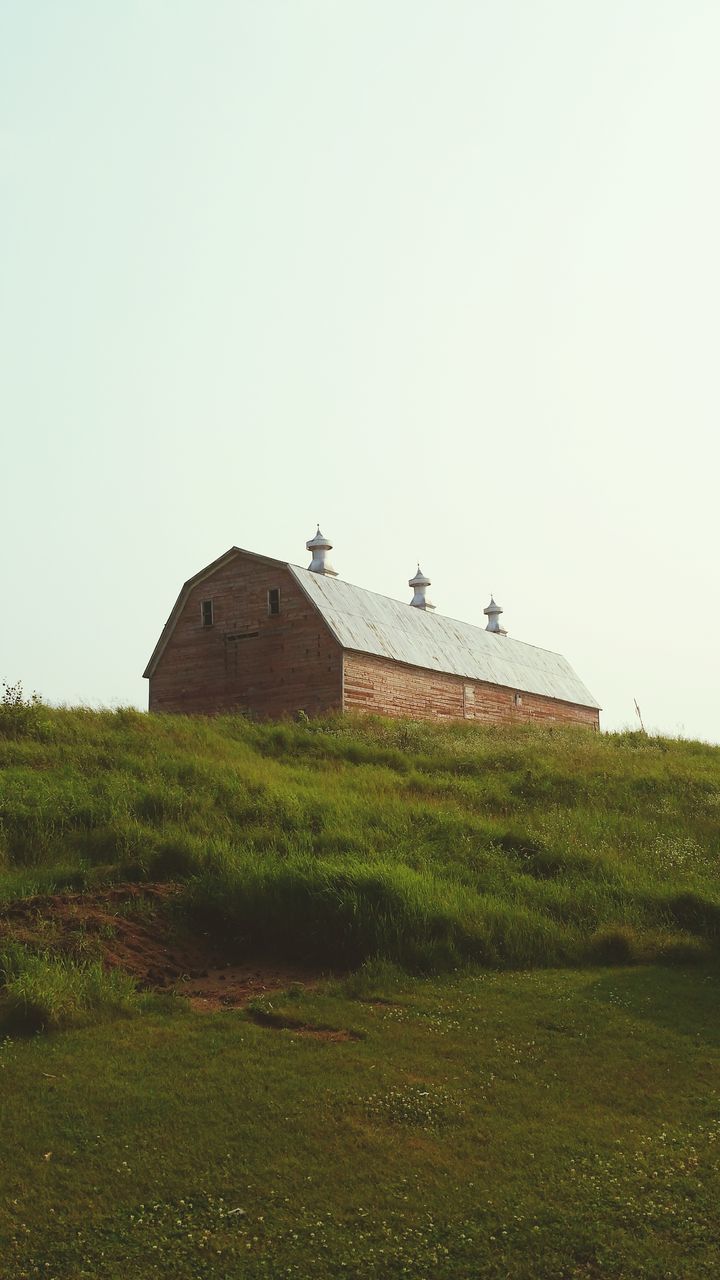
[1,702,719,1277]
[3,965,720,1278]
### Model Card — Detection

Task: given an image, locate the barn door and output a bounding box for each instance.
[463,683,475,719]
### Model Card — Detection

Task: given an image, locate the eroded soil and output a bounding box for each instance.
[0,884,318,1011]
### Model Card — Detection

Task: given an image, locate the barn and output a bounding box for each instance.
[143,530,600,728]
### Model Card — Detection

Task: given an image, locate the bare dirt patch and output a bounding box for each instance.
[0,884,318,1010]
[245,1006,365,1041]
[178,966,318,1012]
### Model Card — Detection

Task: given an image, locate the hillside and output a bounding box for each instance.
[1,704,719,970]
[2,705,720,1278]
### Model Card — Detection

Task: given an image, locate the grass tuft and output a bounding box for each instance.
[0,943,139,1032]
[587,925,641,965]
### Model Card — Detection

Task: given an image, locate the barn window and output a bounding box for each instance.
[201,600,214,627]
[514,692,523,706]
[268,588,281,616]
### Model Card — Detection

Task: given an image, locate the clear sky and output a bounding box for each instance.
[2,2,718,739]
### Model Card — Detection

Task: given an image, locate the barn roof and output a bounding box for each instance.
[288,566,600,709]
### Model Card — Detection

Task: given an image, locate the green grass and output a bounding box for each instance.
[2,706,720,1275]
[0,943,141,1033]
[1,965,719,1278]
[1,705,719,969]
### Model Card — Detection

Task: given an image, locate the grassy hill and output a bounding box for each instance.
[2,704,720,1278]
[1,703,719,970]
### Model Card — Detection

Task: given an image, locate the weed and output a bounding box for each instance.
[340,958,406,1000]
[363,1083,461,1130]
[0,681,48,741]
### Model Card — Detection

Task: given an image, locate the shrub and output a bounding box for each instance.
[0,681,46,740]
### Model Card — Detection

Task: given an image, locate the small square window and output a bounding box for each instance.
[268,588,280,616]
[514,692,523,707]
[201,600,214,627]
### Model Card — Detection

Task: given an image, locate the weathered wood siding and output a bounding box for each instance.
[342,651,600,728]
[149,555,343,717]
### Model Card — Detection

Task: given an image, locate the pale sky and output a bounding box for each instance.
[2,2,718,739]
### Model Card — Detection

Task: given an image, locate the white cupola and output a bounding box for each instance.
[306,526,338,576]
[409,565,435,611]
[484,595,507,635]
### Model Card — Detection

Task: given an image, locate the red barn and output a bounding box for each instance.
[143,530,600,728]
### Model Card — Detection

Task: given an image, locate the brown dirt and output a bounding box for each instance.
[0,884,318,1011]
[245,1006,364,1041]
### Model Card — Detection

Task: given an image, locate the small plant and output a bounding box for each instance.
[247,995,274,1017]
[0,680,46,740]
[363,1082,461,1131]
[341,958,405,1000]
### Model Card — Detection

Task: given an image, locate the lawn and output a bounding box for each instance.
[2,964,720,1279]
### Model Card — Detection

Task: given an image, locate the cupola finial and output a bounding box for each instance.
[306,526,338,576]
[484,594,507,635]
[409,565,435,611]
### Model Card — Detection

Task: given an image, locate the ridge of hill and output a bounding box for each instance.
[1,704,719,972]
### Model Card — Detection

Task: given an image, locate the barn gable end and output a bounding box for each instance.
[146,549,344,718]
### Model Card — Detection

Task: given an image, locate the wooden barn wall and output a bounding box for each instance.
[149,558,343,717]
[342,651,600,729]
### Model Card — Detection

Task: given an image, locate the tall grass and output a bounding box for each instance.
[0,943,139,1031]
[1,705,719,970]
[184,855,574,970]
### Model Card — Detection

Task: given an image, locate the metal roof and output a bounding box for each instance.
[289,566,600,709]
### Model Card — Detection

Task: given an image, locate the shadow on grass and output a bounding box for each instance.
[586,964,720,1048]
